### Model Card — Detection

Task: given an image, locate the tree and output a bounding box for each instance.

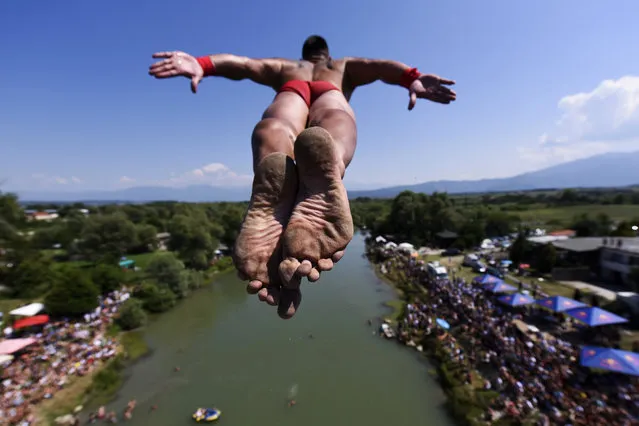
[135,282,176,313]
[509,233,531,266]
[45,266,99,316]
[145,253,186,296]
[535,244,557,274]
[80,213,137,261]
[180,269,204,291]
[91,264,125,294]
[116,298,147,330]
[167,215,216,270]
[130,224,158,253]
[7,256,53,298]
[611,221,636,237]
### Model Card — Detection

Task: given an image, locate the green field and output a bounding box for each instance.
[512,204,639,224]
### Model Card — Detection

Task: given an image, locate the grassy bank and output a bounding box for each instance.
[36,330,148,424]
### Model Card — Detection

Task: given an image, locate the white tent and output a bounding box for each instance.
[384,242,398,250]
[0,354,13,364]
[375,236,387,244]
[398,242,415,253]
[9,303,44,317]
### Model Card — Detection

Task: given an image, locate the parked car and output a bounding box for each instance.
[472,262,487,274]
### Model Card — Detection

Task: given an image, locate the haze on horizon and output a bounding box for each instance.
[2,0,639,193]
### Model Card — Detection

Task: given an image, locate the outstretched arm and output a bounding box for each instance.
[149,51,289,93]
[344,57,456,110]
[344,58,413,88]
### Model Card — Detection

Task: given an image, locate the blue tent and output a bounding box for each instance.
[580,346,639,376]
[535,296,588,313]
[564,307,628,327]
[473,274,503,285]
[484,282,517,294]
[498,293,535,307]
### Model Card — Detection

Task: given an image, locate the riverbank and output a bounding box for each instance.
[31,265,235,426]
[369,255,495,426]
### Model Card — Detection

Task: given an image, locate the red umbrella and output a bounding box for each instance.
[13,314,50,330]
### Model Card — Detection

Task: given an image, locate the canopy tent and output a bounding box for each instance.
[13,314,49,330]
[397,243,415,252]
[0,354,13,364]
[580,346,639,376]
[119,259,135,268]
[375,236,387,244]
[0,337,37,355]
[535,296,588,313]
[9,303,44,317]
[564,307,628,327]
[473,274,503,285]
[498,293,536,307]
[484,282,517,294]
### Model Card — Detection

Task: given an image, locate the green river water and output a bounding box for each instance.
[102,234,453,426]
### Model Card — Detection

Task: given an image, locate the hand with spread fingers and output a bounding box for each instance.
[148,51,204,93]
[408,74,456,110]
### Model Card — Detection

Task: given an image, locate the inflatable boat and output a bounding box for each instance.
[193,408,221,422]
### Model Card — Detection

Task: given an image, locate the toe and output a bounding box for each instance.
[317,258,334,271]
[246,280,264,294]
[279,258,300,284]
[297,260,313,277]
[278,289,302,319]
[258,286,280,306]
[308,268,320,282]
[332,250,345,263]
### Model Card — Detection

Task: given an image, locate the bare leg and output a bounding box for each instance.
[233,93,307,306]
[278,94,357,318]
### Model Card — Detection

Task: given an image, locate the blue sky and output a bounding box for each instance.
[2,0,639,192]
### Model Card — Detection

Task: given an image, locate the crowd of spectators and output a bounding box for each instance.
[1,290,130,425]
[385,253,638,426]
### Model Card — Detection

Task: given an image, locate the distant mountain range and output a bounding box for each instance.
[14,151,639,203]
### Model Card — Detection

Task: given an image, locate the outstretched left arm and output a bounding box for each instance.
[344,58,412,88]
[344,57,456,110]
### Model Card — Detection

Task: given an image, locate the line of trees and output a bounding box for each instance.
[0,191,244,322]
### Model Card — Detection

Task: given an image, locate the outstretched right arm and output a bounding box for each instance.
[148,51,288,93]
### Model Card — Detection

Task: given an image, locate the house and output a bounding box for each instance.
[549,229,577,238]
[599,237,639,288]
[25,211,59,222]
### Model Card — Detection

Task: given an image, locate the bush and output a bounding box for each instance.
[211,256,234,272]
[45,266,99,317]
[91,264,125,294]
[115,298,147,330]
[180,269,204,291]
[134,282,176,313]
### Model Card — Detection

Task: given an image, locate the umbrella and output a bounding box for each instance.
[564,307,628,327]
[435,318,450,330]
[498,293,535,306]
[473,274,503,285]
[484,282,517,294]
[580,346,639,376]
[535,296,588,313]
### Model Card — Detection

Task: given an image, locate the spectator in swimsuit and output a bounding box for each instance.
[148,36,456,319]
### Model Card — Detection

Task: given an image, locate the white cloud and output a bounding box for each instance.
[119,176,135,183]
[519,75,639,167]
[71,176,82,184]
[167,162,252,187]
[54,177,68,184]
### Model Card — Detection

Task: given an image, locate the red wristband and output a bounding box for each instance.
[196,56,216,76]
[400,67,420,88]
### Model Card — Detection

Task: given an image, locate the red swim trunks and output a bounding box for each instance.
[278,80,340,107]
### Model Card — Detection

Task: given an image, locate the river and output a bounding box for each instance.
[103,234,453,426]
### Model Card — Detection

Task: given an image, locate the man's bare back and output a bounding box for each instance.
[149,35,456,319]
